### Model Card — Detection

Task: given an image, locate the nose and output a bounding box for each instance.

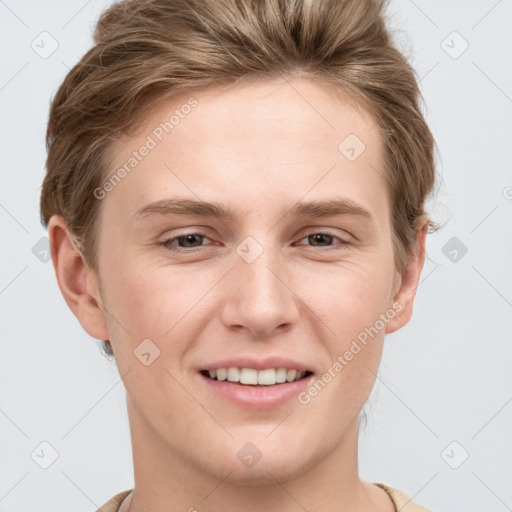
[218,244,300,338]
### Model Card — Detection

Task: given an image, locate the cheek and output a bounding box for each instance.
[297,257,395,341]
[296,258,394,398]
[297,287,389,431]
[103,261,216,353]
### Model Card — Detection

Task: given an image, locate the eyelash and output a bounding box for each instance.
[159,231,351,253]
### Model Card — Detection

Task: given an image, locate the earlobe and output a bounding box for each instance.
[48,215,109,341]
[385,219,429,335]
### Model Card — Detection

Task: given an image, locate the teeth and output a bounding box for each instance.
[276,368,287,383]
[258,369,275,385]
[286,369,297,382]
[227,367,240,382]
[204,367,309,385]
[240,368,258,385]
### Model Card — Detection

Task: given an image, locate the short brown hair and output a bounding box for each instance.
[40,0,440,298]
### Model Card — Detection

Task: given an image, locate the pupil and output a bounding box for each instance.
[181,234,202,247]
[310,233,332,246]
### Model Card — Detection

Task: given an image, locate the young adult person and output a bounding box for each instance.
[40,1,438,510]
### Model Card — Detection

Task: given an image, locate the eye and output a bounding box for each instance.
[158,230,350,253]
[159,232,212,252]
[295,231,350,249]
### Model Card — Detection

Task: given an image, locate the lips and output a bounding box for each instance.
[198,367,314,409]
[198,356,313,392]
[200,356,312,374]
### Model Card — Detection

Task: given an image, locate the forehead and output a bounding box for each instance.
[102,76,388,226]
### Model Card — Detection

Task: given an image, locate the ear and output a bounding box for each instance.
[47,215,109,341]
[385,218,429,335]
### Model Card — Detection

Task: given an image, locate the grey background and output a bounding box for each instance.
[1,1,511,511]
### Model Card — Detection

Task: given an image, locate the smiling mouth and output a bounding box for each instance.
[200,367,313,386]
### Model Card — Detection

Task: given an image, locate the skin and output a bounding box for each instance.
[48,76,427,512]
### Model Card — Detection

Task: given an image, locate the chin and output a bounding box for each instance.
[223,456,308,487]
[193,433,314,487]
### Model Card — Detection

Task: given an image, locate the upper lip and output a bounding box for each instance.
[200,356,313,373]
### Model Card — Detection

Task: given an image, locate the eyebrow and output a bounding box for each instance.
[132,196,373,222]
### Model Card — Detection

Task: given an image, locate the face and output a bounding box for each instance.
[53,77,425,486]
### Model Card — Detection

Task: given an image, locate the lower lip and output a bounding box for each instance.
[199,372,313,409]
